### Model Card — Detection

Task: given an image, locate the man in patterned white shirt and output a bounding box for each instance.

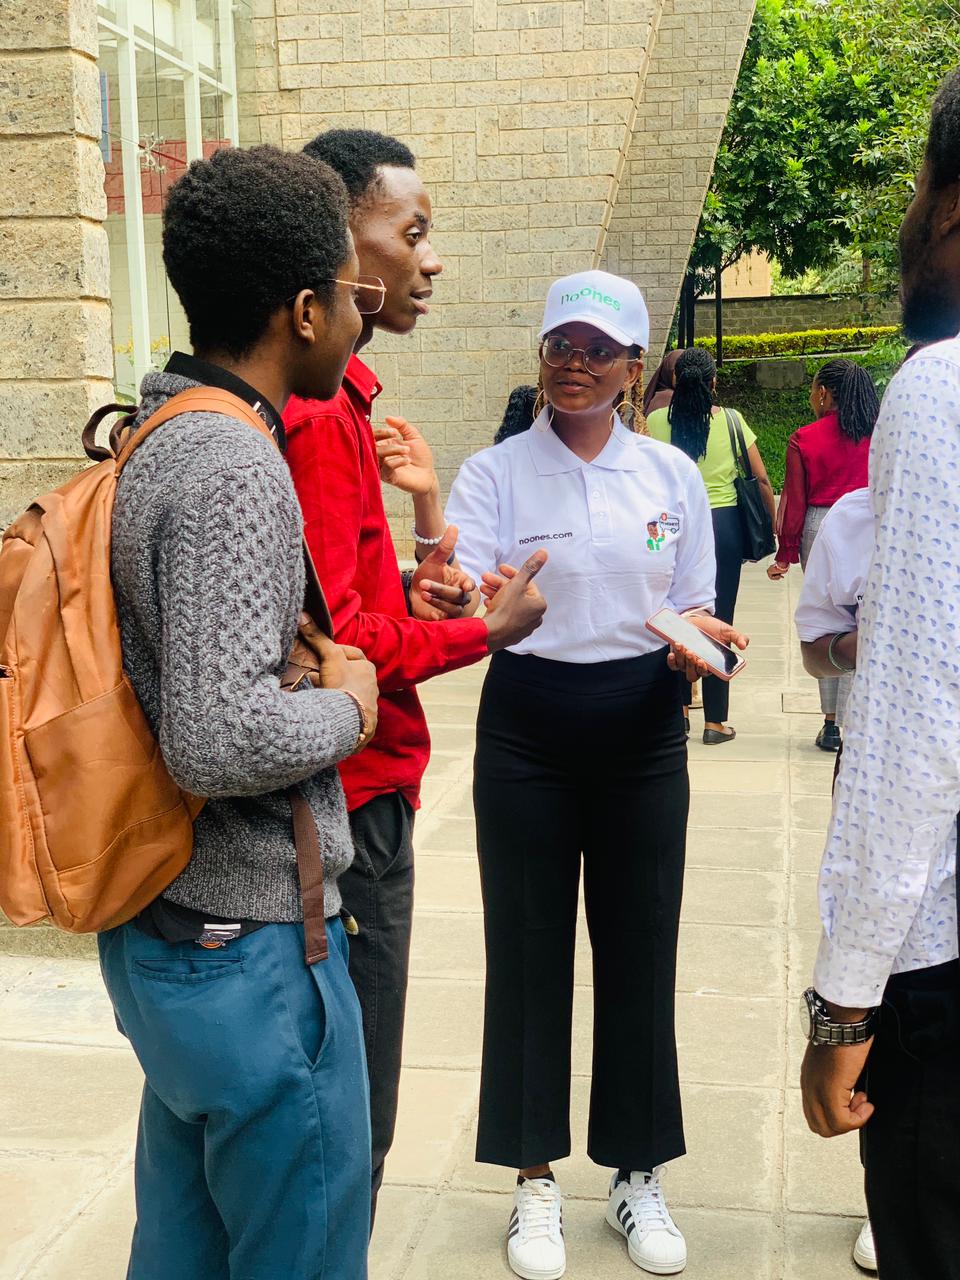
[800,68,960,1278]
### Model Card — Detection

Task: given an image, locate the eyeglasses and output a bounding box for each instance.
[540,334,636,377]
[286,275,387,315]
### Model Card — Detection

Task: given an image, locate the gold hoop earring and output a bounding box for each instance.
[534,387,546,419]
[610,394,630,432]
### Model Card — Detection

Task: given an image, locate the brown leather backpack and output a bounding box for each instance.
[0,386,335,957]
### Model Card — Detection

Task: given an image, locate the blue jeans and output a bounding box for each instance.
[98,917,371,1280]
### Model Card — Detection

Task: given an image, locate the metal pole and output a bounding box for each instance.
[686,275,696,346]
[715,264,723,367]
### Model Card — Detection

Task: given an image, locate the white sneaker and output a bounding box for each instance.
[606,1167,687,1275]
[507,1177,565,1280]
[853,1220,877,1272]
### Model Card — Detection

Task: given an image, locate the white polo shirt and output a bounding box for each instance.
[446,411,717,663]
[794,487,873,642]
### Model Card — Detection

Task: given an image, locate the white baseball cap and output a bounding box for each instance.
[539,269,650,351]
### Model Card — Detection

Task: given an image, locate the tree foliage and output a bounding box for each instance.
[691,0,960,298]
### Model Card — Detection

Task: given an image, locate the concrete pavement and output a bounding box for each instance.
[0,563,867,1279]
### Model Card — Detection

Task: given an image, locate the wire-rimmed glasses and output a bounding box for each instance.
[540,333,636,377]
[287,275,387,315]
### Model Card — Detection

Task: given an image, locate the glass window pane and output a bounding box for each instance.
[195,0,221,81]
[132,0,184,66]
[99,37,139,399]
[99,0,237,396]
[135,49,190,374]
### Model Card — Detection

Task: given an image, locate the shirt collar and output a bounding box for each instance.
[341,353,382,417]
[165,351,287,450]
[525,408,644,475]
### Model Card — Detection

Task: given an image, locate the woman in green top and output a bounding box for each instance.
[648,348,776,743]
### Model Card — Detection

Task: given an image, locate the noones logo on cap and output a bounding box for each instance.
[560,286,622,313]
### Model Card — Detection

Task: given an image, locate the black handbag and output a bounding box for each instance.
[724,408,776,563]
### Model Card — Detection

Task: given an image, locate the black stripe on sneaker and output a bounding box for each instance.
[508,1225,520,1240]
[618,1203,632,1227]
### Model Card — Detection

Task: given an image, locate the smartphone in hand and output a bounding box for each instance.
[646,608,746,681]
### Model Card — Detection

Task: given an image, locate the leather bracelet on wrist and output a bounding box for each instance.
[340,689,376,751]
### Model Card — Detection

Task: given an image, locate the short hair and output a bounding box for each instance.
[162,145,350,358]
[302,129,416,208]
[927,67,960,190]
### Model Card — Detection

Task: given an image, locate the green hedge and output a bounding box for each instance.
[696,325,898,360]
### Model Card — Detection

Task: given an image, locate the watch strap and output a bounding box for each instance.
[812,1016,877,1046]
[805,989,878,1045]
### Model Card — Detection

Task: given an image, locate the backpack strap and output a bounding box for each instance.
[115,387,276,472]
[81,404,137,461]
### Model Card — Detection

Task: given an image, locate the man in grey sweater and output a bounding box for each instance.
[98,145,387,1280]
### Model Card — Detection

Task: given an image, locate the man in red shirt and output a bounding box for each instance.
[284,130,546,1218]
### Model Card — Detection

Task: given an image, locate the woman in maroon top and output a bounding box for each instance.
[767,359,879,750]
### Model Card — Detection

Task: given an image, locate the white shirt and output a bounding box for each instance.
[445,411,716,663]
[794,487,872,642]
[814,338,960,1008]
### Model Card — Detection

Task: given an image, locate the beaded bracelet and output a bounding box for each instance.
[412,527,444,545]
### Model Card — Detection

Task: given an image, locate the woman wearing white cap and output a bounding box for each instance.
[439,271,747,1279]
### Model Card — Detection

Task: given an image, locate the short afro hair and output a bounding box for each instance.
[927,67,960,190]
[302,129,415,208]
[162,145,350,359]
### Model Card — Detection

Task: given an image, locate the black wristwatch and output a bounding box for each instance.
[800,988,879,1046]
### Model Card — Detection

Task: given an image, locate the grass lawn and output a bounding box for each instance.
[718,382,811,491]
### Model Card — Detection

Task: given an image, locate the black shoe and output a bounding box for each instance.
[815,720,841,752]
[703,726,736,745]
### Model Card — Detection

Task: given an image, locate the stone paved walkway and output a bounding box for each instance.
[0,564,867,1279]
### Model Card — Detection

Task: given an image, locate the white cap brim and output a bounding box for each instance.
[539,310,641,350]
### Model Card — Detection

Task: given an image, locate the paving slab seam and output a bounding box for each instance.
[778,567,806,1278]
[0,1036,131,1053]
[12,1150,133,1280]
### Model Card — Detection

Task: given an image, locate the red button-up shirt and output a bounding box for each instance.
[775,411,870,564]
[284,354,490,813]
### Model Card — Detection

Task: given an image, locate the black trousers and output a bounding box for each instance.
[473,648,689,1172]
[701,505,743,724]
[339,791,415,1223]
[862,960,960,1279]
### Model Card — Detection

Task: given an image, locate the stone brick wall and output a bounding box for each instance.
[242,0,756,555]
[0,0,112,528]
[0,0,111,948]
[693,292,902,339]
[601,0,755,357]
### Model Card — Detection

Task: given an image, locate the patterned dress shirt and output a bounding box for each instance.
[814,335,960,1007]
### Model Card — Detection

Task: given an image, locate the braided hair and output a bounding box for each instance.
[668,347,716,462]
[530,345,649,436]
[813,359,880,443]
[494,385,538,444]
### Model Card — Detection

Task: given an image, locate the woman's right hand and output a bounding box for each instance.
[767,561,790,581]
